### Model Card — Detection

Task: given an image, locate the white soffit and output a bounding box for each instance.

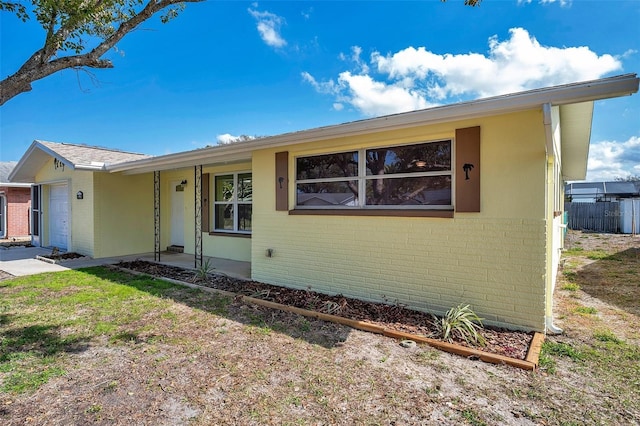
[560,102,594,181]
[7,143,66,183]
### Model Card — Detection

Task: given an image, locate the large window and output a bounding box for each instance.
[214,172,252,233]
[296,140,452,208]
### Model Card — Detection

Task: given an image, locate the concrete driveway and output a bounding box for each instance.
[0,247,124,277]
[0,247,72,276]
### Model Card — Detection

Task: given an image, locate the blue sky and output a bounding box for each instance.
[1,0,639,180]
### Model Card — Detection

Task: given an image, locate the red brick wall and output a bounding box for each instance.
[1,186,31,238]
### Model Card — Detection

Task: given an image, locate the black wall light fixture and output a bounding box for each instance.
[76,191,84,200]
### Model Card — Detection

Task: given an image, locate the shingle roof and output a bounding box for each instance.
[0,162,18,183]
[37,141,150,167]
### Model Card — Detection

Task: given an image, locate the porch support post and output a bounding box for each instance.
[194,165,203,268]
[154,170,161,262]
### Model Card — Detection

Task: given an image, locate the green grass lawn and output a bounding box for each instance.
[1,253,639,425]
[0,267,185,393]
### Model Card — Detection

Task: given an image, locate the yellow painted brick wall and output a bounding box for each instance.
[93,172,154,258]
[35,158,91,254]
[70,171,95,256]
[159,165,252,262]
[251,109,548,331]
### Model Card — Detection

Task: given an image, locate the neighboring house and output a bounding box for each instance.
[9,74,640,333]
[565,181,640,203]
[0,161,32,240]
[565,181,640,233]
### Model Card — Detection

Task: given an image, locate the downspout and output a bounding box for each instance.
[543,103,563,334]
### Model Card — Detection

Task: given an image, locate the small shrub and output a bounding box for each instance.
[194,258,214,282]
[433,304,485,346]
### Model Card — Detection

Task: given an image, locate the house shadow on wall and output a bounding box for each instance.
[575,247,640,317]
[82,266,352,349]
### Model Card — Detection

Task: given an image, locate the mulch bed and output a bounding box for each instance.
[38,252,86,261]
[35,252,86,265]
[117,260,533,360]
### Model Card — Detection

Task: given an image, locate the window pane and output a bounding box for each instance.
[215,175,234,201]
[238,204,252,231]
[296,152,358,180]
[366,176,451,206]
[296,181,358,206]
[215,204,234,230]
[366,141,451,176]
[32,186,40,209]
[238,173,252,202]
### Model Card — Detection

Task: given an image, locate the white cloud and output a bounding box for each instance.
[336,72,433,116]
[373,28,621,99]
[248,8,287,48]
[301,7,313,20]
[216,134,256,145]
[301,72,338,94]
[518,0,571,6]
[303,27,622,116]
[341,46,369,74]
[586,136,640,181]
[540,0,572,7]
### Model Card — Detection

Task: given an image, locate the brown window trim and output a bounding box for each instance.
[288,209,454,218]
[209,231,252,238]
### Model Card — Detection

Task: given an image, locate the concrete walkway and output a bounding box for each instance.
[0,247,251,280]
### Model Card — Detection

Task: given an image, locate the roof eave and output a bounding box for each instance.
[8,140,76,183]
[560,102,595,181]
[109,74,639,175]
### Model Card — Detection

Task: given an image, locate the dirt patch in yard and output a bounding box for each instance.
[558,231,640,344]
[1,231,639,425]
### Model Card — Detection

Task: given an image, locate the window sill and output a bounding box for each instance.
[209,231,252,238]
[288,209,454,218]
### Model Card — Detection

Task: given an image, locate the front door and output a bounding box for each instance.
[49,184,68,250]
[170,181,185,247]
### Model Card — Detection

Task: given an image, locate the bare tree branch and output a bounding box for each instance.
[1,0,204,106]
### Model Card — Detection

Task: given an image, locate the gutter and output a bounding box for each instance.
[542,102,563,335]
[0,182,32,188]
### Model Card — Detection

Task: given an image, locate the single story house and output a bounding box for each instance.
[565,181,640,234]
[9,74,640,333]
[0,161,32,240]
[565,181,640,202]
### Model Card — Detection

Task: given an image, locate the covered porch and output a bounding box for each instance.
[0,246,251,280]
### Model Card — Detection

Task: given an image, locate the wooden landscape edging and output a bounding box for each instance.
[113,266,544,371]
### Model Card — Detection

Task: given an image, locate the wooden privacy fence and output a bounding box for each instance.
[565,202,621,233]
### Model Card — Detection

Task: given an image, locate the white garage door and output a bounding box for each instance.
[49,184,68,250]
